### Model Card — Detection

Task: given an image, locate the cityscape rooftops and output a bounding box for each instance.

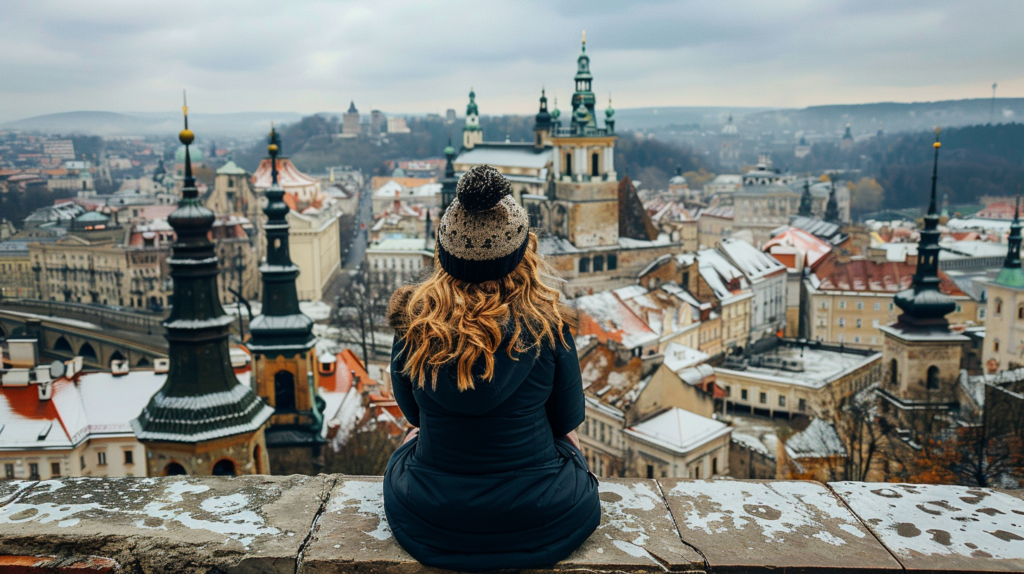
[811,257,967,296]
[454,143,552,170]
[720,238,787,282]
[576,291,658,350]
[763,227,832,271]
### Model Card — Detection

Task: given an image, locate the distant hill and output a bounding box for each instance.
[738,98,1024,137]
[2,110,305,138]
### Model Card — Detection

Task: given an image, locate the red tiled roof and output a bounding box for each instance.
[814,257,966,296]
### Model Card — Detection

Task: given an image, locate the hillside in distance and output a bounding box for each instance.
[2,110,304,138]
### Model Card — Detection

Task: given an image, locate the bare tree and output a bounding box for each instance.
[331,262,400,366]
[323,423,402,476]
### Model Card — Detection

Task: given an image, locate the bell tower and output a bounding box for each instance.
[247,127,326,475]
[878,129,967,425]
[132,97,273,477]
[462,88,482,150]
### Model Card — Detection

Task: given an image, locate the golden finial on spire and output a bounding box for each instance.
[179,89,194,145]
[934,126,941,148]
[268,123,279,156]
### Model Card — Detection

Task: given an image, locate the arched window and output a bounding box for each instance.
[578,257,590,273]
[926,366,940,390]
[78,342,97,360]
[607,254,618,271]
[593,255,605,272]
[994,339,1001,352]
[274,371,296,411]
[565,152,573,176]
[889,359,899,387]
[54,336,73,354]
[995,298,1003,315]
[109,350,126,366]
[211,459,236,476]
[591,153,600,176]
[1018,305,1023,320]
[164,462,187,476]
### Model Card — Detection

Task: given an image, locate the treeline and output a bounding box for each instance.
[234,113,708,187]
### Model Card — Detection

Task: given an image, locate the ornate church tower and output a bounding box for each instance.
[798,179,814,217]
[981,197,1024,372]
[825,180,840,224]
[534,88,552,149]
[132,102,273,477]
[878,130,967,424]
[440,138,458,212]
[247,128,325,475]
[462,88,482,150]
[545,32,620,248]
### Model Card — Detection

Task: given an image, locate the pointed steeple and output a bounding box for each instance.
[893,128,956,328]
[604,94,615,133]
[798,178,814,217]
[534,87,551,132]
[995,196,1024,288]
[463,88,482,149]
[825,179,840,223]
[248,127,315,352]
[440,136,458,211]
[571,31,596,133]
[132,96,273,447]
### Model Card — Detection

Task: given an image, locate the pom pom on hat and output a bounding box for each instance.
[456,165,511,212]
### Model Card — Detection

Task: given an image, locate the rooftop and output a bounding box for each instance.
[454,143,552,170]
[624,407,731,455]
[718,340,881,389]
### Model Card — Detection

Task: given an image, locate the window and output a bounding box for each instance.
[890,359,899,387]
[578,257,590,273]
[600,423,606,443]
[839,301,847,309]
[274,371,296,411]
[995,298,1003,315]
[1018,305,1024,320]
[29,463,39,480]
[759,392,767,404]
[607,254,617,271]
[4,464,13,479]
[97,452,107,466]
[593,255,605,272]
[856,319,862,328]
[646,465,654,479]
[854,336,861,343]
[857,302,864,310]
[51,462,61,477]
[80,456,85,470]
[980,307,986,319]
[725,385,732,396]
[711,457,718,476]
[779,396,786,407]
[582,420,589,435]
[927,366,940,390]
[889,302,894,311]
[874,302,880,311]
[693,465,702,479]
[873,319,879,328]
[591,153,600,176]
[995,340,1001,352]
[838,318,846,327]
[821,301,829,309]
[564,152,573,176]
[124,450,134,465]
[798,398,807,412]
[741,389,748,401]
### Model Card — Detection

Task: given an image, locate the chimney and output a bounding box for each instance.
[111,360,129,377]
[154,358,170,374]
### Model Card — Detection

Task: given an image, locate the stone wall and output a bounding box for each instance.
[2,475,1023,573]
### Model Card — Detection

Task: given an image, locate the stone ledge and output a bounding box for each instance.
[0,476,1022,573]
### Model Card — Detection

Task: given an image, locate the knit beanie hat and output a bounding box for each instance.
[436,165,530,283]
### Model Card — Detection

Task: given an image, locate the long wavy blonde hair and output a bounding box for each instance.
[390,233,574,391]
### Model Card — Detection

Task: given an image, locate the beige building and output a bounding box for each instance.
[288,207,342,301]
[0,242,38,299]
[622,406,731,479]
[732,179,849,246]
[804,256,979,350]
[696,206,733,249]
[366,238,434,289]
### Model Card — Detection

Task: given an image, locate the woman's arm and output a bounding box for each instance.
[546,328,586,438]
[390,335,420,428]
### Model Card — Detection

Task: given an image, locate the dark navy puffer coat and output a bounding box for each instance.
[382,325,600,572]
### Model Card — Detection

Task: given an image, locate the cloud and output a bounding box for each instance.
[1,0,1022,122]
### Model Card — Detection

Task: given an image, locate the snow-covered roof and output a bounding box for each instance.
[717,343,881,389]
[720,238,786,281]
[0,370,165,451]
[732,431,775,459]
[697,248,747,301]
[625,408,731,455]
[454,144,552,170]
[576,291,659,350]
[662,342,709,373]
[785,418,845,459]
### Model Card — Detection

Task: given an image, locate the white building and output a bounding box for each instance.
[366,238,434,288]
[719,238,788,341]
[623,407,731,479]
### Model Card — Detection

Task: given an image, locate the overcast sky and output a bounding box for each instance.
[2,0,1023,122]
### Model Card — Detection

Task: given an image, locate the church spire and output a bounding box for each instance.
[825,179,840,223]
[893,128,956,328]
[132,96,272,461]
[441,136,457,211]
[798,178,813,217]
[995,195,1024,288]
